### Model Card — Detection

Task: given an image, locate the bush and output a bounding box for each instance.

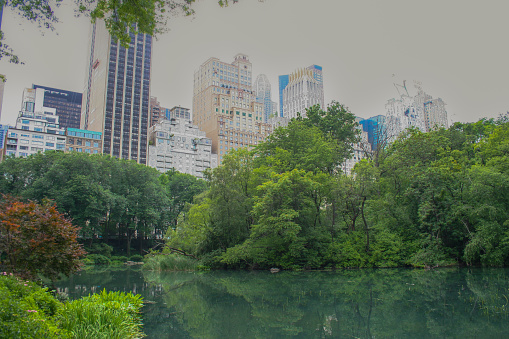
[81,257,95,265]
[87,254,111,265]
[129,254,144,262]
[0,273,146,338]
[57,289,144,339]
[88,243,114,258]
[0,196,86,280]
[111,256,129,263]
[0,273,65,338]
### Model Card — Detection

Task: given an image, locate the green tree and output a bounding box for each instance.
[254,119,342,174]
[222,169,329,269]
[159,169,207,228]
[301,101,360,162]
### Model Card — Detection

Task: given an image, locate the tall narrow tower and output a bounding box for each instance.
[81,21,152,164]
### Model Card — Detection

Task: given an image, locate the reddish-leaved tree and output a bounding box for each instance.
[0,195,86,280]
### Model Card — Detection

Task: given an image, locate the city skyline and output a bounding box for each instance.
[1,0,508,126]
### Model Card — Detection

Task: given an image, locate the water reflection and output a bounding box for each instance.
[56,268,509,338]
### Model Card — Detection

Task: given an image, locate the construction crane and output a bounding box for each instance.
[394,80,409,97]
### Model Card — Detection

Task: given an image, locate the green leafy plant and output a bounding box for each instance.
[57,289,144,339]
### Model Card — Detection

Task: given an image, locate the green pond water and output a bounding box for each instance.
[55,267,509,338]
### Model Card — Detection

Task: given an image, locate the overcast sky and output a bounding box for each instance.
[1,0,508,126]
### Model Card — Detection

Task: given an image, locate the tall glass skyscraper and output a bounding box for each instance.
[278,75,289,117]
[254,74,275,122]
[81,21,151,164]
[33,85,82,129]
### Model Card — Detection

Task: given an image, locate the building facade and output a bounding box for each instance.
[282,65,324,120]
[0,124,9,151]
[424,98,448,132]
[169,106,191,120]
[342,118,371,175]
[3,88,66,158]
[360,115,387,151]
[385,81,447,137]
[149,97,166,127]
[192,54,272,163]
[148,118,217,178]
[278,74,289,117]
[66,128,102,154]
[32,85,82,129]
[254,74,276,122]
[81,20,152,164]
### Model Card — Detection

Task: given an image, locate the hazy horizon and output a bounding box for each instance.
[1,0,508,126]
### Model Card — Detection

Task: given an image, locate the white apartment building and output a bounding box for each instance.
[282,66,324,120]
[424,98,448,132]
[3,88,66,158]
[386,81,447,138]
[148,118,218,178]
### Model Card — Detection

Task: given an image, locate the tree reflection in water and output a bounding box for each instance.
[57,268,509,338]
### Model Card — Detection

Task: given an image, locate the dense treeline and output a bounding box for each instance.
[2,103,509,269]
[168,103,509,269]
[0,153,207,256]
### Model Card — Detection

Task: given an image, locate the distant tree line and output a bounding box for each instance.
[0,152,207,256]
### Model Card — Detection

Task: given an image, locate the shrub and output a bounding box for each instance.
[143,254,199,271]
[110,260,124,266]
[57,289,144,339]
[88,243,114,258]
[81,257,95,265]
[111,256,129,262]
[86,254,111,265]
[0,196,86,280]
[0,273,65,338]
[129,254,144,262]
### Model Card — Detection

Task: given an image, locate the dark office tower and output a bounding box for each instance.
[81,21,152,164]
[32,85,82,129]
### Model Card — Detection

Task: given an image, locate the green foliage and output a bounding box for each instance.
[57,289,144,339]
[168,114,509,269]
[255,119,343,174]
[325,232,367,268]
[86,254,111,265]
[110,256,129,262]
[88,243,114,257]
[0,273,65,338]
[129,254,144,262]
[0,152,201,255]
[159,169,207,228]
[301,101,360,161]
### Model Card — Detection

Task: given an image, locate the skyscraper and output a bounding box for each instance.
[192,54,272,163]
[278,74,289,117]
[282,65,324,120]
[385,81,447,137]
[81,21,152,164]
[254,74,276,122]
[32,85,82,129]
[424,98,448,132]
